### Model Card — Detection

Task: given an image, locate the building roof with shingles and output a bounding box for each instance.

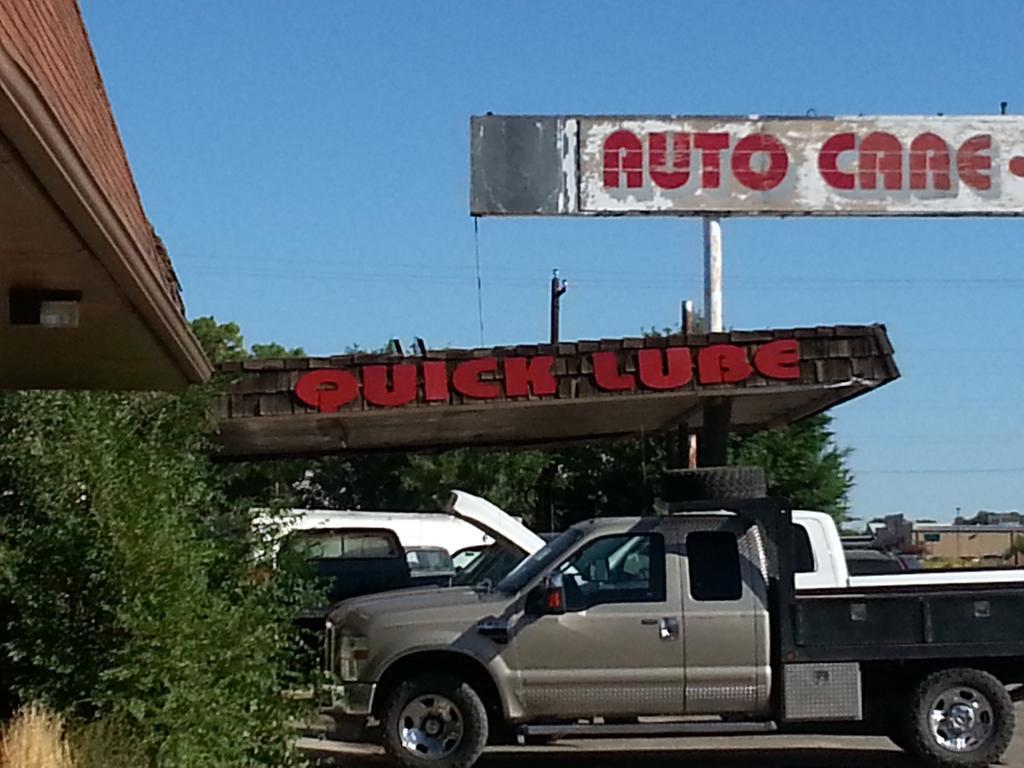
[0,0,182,311]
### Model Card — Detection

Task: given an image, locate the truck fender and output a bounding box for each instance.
[373,643,522,722]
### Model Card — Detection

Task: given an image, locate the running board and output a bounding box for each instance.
[519,720,778,738]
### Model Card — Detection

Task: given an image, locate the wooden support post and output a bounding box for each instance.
[699,398,732,467]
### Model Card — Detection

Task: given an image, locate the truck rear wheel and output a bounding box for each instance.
[905,668,1014,768]
[381,673,489,768]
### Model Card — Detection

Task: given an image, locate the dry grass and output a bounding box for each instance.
[0,704,75,768]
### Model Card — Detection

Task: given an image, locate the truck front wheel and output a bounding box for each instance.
[906,668,1014,768]
[381,673,489,768]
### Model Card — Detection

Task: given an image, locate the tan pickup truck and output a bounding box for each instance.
[324,498,1024,768]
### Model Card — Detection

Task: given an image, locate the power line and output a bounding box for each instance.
[856,467,1024,475]
[173,254,1024,287]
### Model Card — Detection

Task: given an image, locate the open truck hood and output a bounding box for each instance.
[446,490,545,556]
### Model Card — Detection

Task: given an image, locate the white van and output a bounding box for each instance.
[276,507,496,554]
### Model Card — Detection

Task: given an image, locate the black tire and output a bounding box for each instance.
[660,466,767,502]
[381,673,489,768]
[888,727,911,752]
[905,668,1014,768]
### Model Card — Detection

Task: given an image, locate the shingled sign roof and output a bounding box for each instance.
[212,324,898,459]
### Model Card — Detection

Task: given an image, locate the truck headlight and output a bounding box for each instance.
[338,631,369,681]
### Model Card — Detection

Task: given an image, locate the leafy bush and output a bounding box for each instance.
[67,717,148,768]
[0,390,315,767]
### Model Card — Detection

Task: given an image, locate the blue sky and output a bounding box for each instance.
[80,1,1024,522]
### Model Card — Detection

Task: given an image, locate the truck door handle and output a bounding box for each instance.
[641,618,680,639]
[659,617,680,640]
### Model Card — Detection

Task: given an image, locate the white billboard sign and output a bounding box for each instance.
[580,116,1024,215]
[470,115,1024,216]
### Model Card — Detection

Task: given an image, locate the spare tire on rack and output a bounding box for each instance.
[659,466,767,502]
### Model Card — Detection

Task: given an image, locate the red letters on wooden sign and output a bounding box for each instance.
[753,339,801,380]
[422,360,450,402]
[637,348,693,390]
[293,342,803,412]
[697,345,755,385]
[592,351,635,391]
[504,356,557,398]
[294,369,360,413]
[452,357,500,399]
[362,364,417,407]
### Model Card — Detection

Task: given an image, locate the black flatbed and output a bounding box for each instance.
[671,498,1024,684]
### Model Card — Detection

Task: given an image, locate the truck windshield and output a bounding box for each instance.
[496,528,583,595]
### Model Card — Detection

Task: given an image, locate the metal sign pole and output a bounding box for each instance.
[700,216,730,466]
[703,217,723,332]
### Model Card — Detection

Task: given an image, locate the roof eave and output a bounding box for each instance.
[0,43,211,386]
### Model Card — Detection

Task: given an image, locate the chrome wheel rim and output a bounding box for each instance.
[929,685,994,753]
[399,694,464,759]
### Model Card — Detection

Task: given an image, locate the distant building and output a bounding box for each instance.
[953,510,1023,527]
[913,523,1022,563]
[864,513,1023,563]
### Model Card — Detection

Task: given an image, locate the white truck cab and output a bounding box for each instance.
[791,510,851,590]
[791,509,1024,590]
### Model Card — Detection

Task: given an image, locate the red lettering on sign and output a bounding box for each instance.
[693,133,730,188]
[362,364,417,407]
[504,356,557,397]
[859,132,903,191]
[957,134,992,191]
[909,133,951,191]
[422,361,449,402]
[637,348,693,390]
[818,133,856,190]
[592,351,635,391]
[603,130,643,188]
[649,132,691,189]
[295,369,360,413]
[753,340,801,380]
[294,342,806,412]
[731,134,789,191]
[452,357,500,399]
[697,345,754,385]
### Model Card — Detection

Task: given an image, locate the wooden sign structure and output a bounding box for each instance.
[212,324,897,460]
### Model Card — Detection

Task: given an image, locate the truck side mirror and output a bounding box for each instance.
[527,572,566,615]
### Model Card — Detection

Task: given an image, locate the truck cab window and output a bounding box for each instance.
[288,530,400,559]
[558,533,666,611]
[793,525,816,574]
[687,531,742,601]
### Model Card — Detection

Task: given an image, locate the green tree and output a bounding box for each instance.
[730,413,853,522]
[190,316,247,363]
[403,450,550,520]
[191,316,305,363]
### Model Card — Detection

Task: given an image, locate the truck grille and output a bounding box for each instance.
[324,622,338,680]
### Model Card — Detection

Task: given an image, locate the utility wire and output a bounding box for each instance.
[856,467,1024,475]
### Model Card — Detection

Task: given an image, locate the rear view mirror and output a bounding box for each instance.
[527,572,566,615]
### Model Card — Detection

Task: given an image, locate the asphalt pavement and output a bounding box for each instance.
[298,702,1024,767]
